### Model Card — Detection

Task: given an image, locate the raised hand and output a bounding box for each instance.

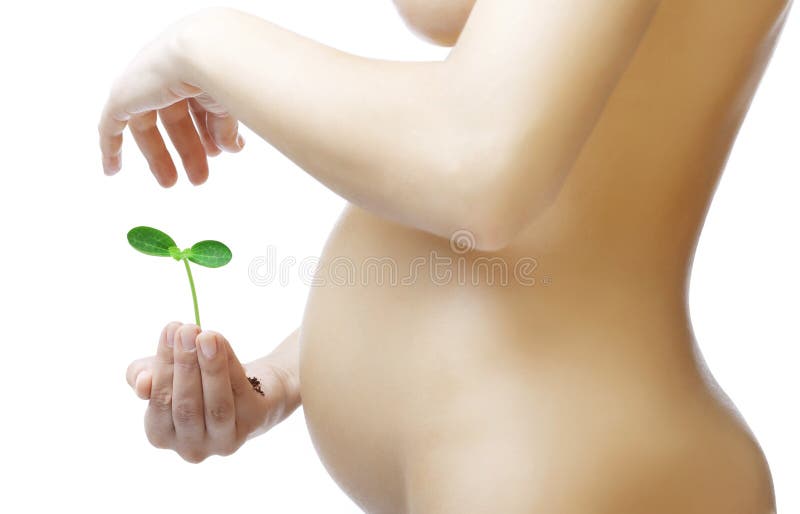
[98,11,244,186]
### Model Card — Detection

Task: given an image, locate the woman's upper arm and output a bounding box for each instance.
[445,0,661,249]
[165,3,661,251]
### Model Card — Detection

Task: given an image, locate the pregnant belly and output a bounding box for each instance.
[298,206,773,514]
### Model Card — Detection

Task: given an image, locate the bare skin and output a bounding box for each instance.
[124,324,300,461]
[107,0,792,512]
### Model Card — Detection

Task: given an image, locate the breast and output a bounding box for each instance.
[392,0,475,46]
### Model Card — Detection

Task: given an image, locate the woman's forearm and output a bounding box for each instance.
[170,3,659,250]
[101,3,660,249]
[174,8,506,247]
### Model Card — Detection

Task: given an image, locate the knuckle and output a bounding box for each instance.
[214,440,240,457]
[200,356,225,374]
[230,380,248,398]
[145,428,172,450]
[173,358,199,373]
[207,401,234,425]
[178,448,207,464]
[173,400,202,426]
[149,390,172,413]
[154,350,174,366]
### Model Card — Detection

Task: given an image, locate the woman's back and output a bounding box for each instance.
[549,0,792,276]
[299,1,789,512]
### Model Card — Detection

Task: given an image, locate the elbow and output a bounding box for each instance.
[449,171,556,252]
[456,193,524,252]
[462,217,524,253]
[457,200,534,253]
[450,159,563,253]
[430,117,571,252]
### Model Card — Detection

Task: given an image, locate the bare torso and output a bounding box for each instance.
[299,1,789,512]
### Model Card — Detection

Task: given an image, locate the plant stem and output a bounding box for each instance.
[183,258,201,327]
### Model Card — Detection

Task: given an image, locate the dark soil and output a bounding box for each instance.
[248,376,265,396]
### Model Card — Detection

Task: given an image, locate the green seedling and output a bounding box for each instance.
[127,226,232,328]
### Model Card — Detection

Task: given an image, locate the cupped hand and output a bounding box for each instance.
[126,323,288,463]
[98,12,244,186]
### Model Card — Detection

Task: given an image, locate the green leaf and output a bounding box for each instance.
[127,227,178,258]
[187,240,232,268]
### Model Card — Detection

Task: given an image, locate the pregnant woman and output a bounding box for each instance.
[106,1,792,512]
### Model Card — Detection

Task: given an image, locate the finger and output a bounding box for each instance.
[129,112,178,187]
[196,331,236,451]
[135,372,153,400]
[188,99,221,157]
[211,333,265,439]
[194,93,244,153]
[159,100,209,185]
[219,335,256,400]
[212,334,281,442]
[145,321,182,448]
[126,356,155,399]
[208,113,245,153]
[98,102,129,175]
[172,324,205,450]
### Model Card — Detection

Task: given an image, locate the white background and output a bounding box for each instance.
[0,1,797,512]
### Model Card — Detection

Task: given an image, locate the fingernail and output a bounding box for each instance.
[199,333,217,359]
[166,328,176,348]
[180,329,196,352]
[236,134,245,149]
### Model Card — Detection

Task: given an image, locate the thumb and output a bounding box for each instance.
[126,357,154,400]
[207,112,245,153]
[193,93,245,153]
